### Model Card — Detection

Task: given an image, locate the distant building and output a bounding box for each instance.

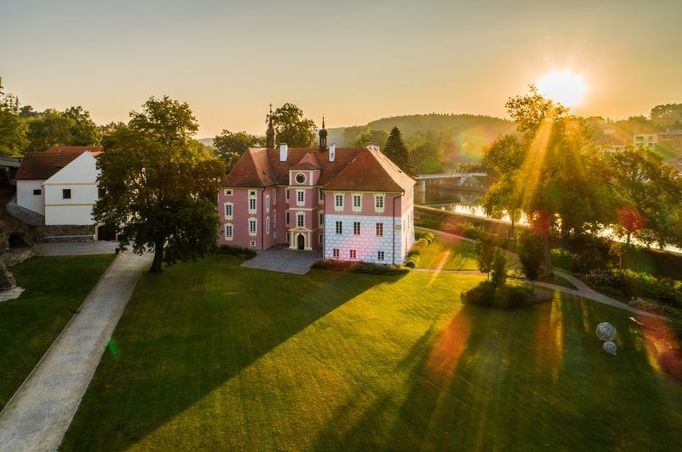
[218,117,416,264]
[15,146,104,240]
[633,133,657,149]
[633,130,682,156]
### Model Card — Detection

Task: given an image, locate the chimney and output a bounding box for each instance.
[279,143,288,162]
[329,144,336,162]
[368,143,380,152]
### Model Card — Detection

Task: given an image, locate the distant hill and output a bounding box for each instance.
[328,113,515,162]
[198,138,214,147]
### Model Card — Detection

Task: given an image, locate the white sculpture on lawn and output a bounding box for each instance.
[596,322,617,342]
[603,341,617,355]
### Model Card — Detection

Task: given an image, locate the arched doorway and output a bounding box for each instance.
[297,233,305,250]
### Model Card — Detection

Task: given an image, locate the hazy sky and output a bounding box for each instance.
[2,0,681,137]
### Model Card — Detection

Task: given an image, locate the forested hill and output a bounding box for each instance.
[326,113,515,165]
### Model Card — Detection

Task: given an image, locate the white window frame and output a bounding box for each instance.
[350,249,357,260]
[335,221,343,235]
[374,193,385,213]
[266,216,271,234]
[296,189,305,206]
[334,193,344,212]
[248,218,257,236]
[266,194,270,213]
[224,202,233,220]
[319,190,324,202]
[224,223,233,241]
[224,189,233,196]
[332,248,339,259]
[319,212,324,227]
[376,222,383,237]
[352,193,362,212]
[248,191,257,214]
[377,251,385,261]
[249,240,256,248]
[286,211,290,225]
[297,212,305,228]
[286,190,290,201]
[353,222,360,235]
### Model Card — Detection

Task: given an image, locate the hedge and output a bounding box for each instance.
[313,259,410,275]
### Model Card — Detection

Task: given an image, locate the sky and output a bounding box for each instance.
[1,0,681,137]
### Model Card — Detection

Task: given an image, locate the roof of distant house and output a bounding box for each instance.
[15,147,98,180]
[223,146,415,192]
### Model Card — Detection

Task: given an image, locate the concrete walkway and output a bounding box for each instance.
[241,246,321,275]
[417,227,667,320]
[34,241,118,256]
[0,251,152,452]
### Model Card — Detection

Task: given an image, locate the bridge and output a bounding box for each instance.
[414,172,488,204]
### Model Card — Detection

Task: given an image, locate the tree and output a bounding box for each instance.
[352,128,388,148]
[94,96,225,273]
[26,109,74,151]
[213,130,260,168]
[64,106,101,145]
[650,103,682,129]
[269,103,316,147]
[490,249,507,288]
[0,109,28,156]
[475,233,497,280]
[518,231,543,287]
[383,127,414,175]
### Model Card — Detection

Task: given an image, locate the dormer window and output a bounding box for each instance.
[295,173,306,184]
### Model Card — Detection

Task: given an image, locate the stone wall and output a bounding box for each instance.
[35,224,96,242]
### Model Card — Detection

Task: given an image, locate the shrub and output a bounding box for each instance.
[462,281,535,310]
[519,231,543,283]
[312,259,410,275]
[491,250,507,288]
[414,230,435,244]
[407,238,430,257]
[216,245,257,259]
[585,267,682,309]
[404,255,420,268]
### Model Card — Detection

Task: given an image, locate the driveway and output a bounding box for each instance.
[0,251,152,452]
[241,246,321,275]
[34,241,118,256]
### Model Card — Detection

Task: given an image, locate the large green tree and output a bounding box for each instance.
[269,103,316,147]
[94,96,224,273]
[383,127,414,175]
[0,78,28,156]
[64,106,101,145]
[650,103,682,129]
[213,130,260,168]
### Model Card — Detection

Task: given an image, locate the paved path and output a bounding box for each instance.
[0,251,152,452]
[417,227,666,320]
[241,246,321,275]
[34,241,118,256]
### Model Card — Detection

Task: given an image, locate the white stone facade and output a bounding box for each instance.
[323,213,411,264]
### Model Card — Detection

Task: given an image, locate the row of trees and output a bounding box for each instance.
[482,86,682,277]
[0,78,101,155]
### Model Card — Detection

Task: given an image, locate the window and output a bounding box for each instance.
[248,193,257,213]
[376,222,384,237]
[248,218,257,236]
[334,193,344,211]
[224,203,233,219]
[286,212,290,225]
[249,240,256,248]
[335,221,343,235]
[333,248,340,259]
[320,233,323,242]
[319,212,324,227]
[352,194,362,212]
[266,195,270,213]
[374,193,385,212]
[297,212,305,228]
[296,190,305,205]
[224,189,233,196]
[286,190,290,201]
[296,173,306,184]
[33,189,41,196]
[353,222,361,235]
[266,216,271,234]
[249,191,256,196]
[350,250,357,260]
[377,251,385,261]
[319,191,324,201]
[224,224,233,240]
[62,189,72,199]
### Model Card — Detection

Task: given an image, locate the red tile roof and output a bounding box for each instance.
[45,145,102,154]
[15,152,84,180]
[222,146,415,192]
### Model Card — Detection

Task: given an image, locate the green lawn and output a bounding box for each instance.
[416,231,480,270]
[0,254,114,409]
[62,255,682,451]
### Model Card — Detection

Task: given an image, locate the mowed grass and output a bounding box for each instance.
[0,254,114,409]
[416,231,479,270]
[62,255,682,451]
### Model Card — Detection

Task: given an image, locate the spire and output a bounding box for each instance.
[319,115,328,151]
[266,103,275,149]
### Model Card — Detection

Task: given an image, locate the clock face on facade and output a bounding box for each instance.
[296,173,306,184]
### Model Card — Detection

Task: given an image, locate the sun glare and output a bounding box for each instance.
[536,70,587,108]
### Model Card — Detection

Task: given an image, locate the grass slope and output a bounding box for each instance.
[0,254,114,409]
[63,255,682,451]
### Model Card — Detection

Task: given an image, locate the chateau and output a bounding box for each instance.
[218,117,415,264]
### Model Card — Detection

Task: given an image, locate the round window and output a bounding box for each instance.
[296,173,306,184]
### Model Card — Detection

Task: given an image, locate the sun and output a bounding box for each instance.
[536,70,587,108]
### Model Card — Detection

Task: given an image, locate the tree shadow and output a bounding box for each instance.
[61,256,405,451]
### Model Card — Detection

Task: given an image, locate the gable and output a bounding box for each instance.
[43,152,99,185]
